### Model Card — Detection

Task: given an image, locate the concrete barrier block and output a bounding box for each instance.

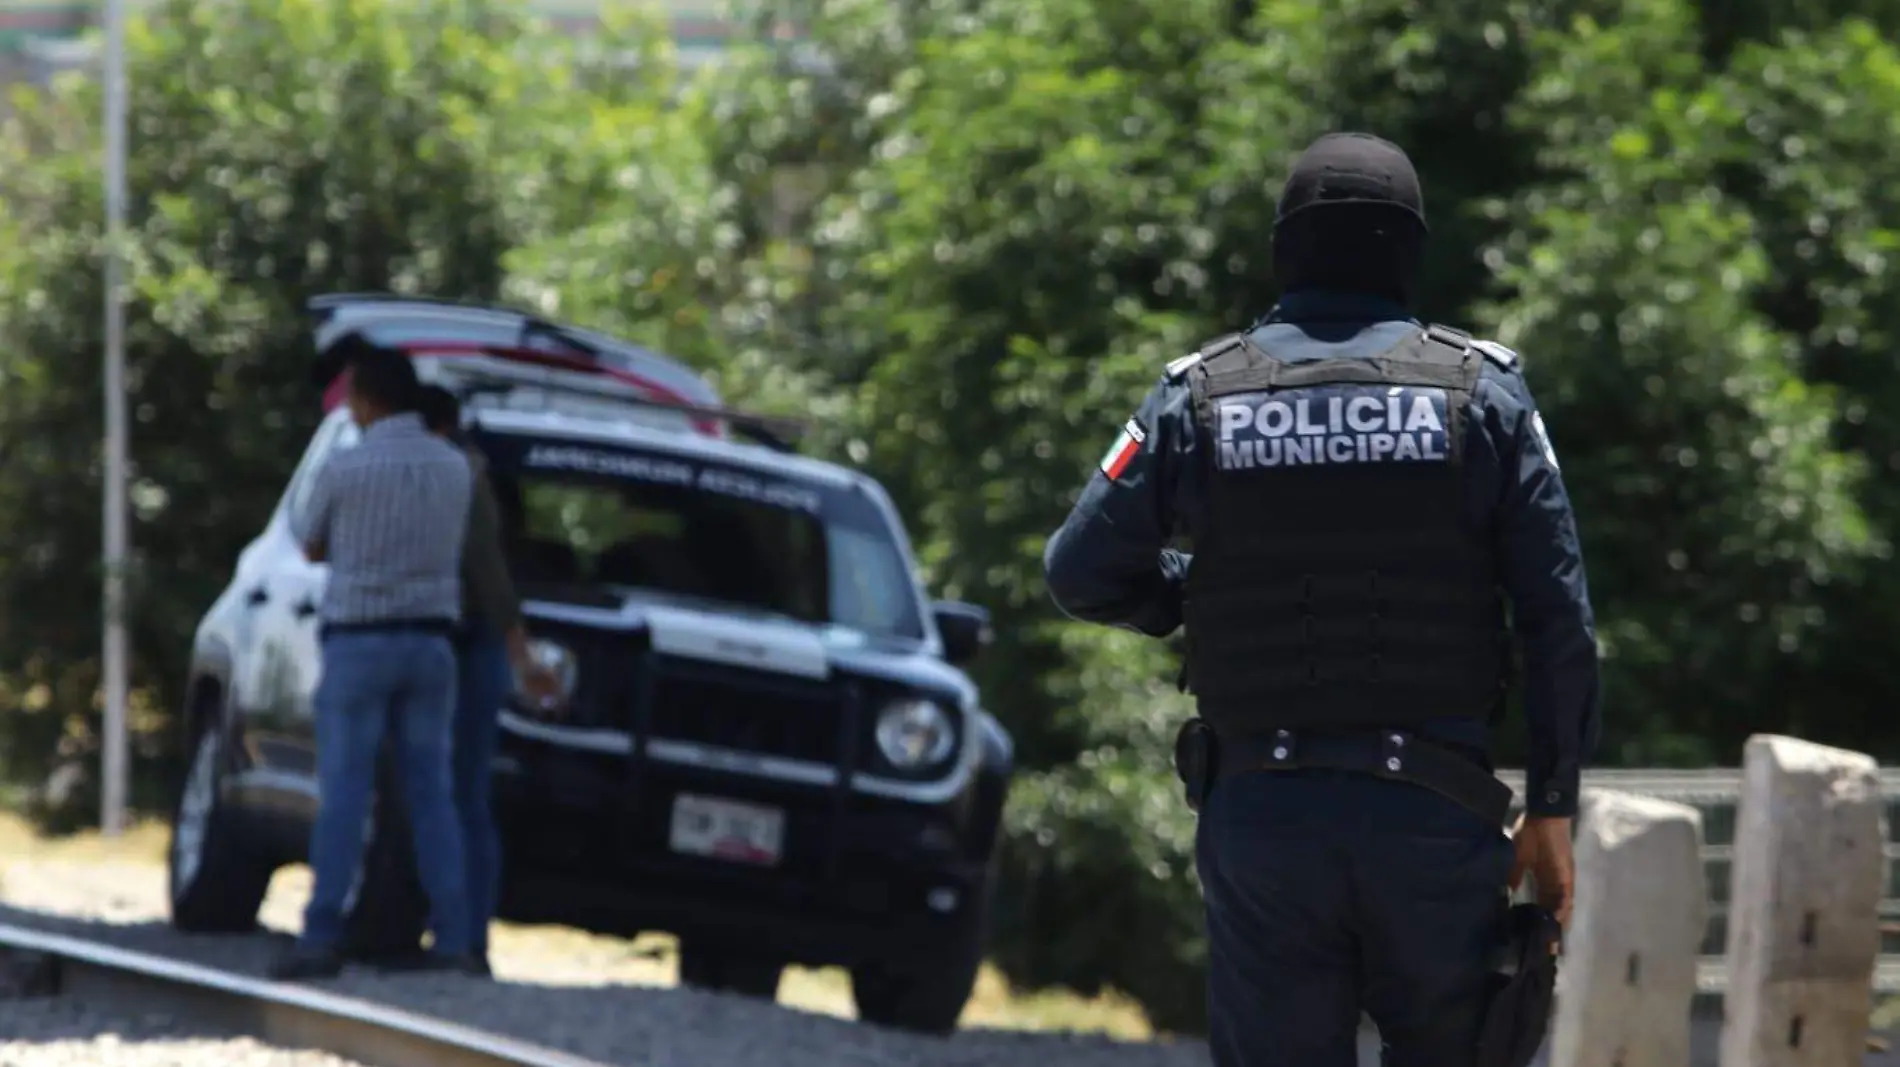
[1720,734,1885,1067]
[1550,788,1708,1067]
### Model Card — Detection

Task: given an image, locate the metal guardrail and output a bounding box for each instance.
[1695,956,1900,995]
[0,922,607,1067]
[1494,767,1900,998]
[1495,767,1900,805]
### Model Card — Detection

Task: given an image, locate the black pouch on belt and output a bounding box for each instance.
[1173,718,1219,813]
[1476,902,1563,1067]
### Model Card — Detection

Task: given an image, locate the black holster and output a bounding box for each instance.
[1476,903,1563,1067]
[1173,718,1218,812]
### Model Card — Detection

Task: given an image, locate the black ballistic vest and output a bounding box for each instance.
[1181,323,1509,737]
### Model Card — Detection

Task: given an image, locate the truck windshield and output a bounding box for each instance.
[479,436,926,641]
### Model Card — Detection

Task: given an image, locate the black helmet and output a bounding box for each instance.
[1271,132,1428,303]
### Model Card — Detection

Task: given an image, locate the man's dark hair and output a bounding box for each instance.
[416,385,461,436]
[341,332,420,413]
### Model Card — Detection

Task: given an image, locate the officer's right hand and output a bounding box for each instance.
[1509,815,1576,929]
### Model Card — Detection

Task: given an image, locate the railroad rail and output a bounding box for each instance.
[0,921,608,1067]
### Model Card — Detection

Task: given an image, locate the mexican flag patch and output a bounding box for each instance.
[1099,417,1147,479]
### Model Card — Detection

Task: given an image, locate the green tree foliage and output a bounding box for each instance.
[4,0,1900,1035]
[768,0,1251,1022]
[1699,22,1900,749]
[1477,3,1874,762]
[0,0,673,812]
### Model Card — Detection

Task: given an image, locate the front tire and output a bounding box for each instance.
[677,939,784,1000]
[850,877,993,1035]
[167,720,273,934]
[339,750,430,961]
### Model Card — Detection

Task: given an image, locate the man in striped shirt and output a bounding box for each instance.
[271,336,480,980]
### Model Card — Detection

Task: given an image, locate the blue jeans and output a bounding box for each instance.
[301,630,471,956]
[1198,769,1513,1067]
[452,626,512,957]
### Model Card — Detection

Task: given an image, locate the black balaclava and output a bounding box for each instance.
[1270,132,1428,305]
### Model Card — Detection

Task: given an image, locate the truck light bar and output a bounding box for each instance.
[441,345,808,452]
[304,293,806,451]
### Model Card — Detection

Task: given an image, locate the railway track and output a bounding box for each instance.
[0,921,607,1067]
[0,900,1210,1067]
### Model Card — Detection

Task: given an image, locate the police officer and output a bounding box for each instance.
[1043,132,1599,1067]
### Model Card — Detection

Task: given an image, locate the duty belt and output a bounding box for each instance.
[1214,727,1514,827]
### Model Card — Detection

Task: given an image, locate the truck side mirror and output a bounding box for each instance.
[930,601,992,667]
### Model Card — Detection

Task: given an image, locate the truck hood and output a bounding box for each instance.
[531,586,974,702]
[632,590,834,679]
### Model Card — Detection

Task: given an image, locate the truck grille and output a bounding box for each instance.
[521,620,853,766]
[648,659,849,766]
[530,622,637,732]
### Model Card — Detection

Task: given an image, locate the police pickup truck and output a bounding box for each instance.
[167,294,1014,1034]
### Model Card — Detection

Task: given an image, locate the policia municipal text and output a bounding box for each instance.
[1043,133,1600,1067]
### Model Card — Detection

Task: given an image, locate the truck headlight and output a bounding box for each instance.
[874,699,956,769]
[515,638,579,710]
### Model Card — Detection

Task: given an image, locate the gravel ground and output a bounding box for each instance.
[0,858,1210,1067]
[1,1001,369,1067]
[10,854,1895,1067]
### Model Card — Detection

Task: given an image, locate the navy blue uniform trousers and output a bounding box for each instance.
[1198,769,1513,1067]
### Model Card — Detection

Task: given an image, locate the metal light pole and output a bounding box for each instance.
[100,0,130,838]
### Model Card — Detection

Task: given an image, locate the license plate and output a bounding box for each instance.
[669,794,785,867]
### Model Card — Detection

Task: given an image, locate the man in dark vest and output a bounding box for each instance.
[1043,132,1600,1067]
[417,384,563,975]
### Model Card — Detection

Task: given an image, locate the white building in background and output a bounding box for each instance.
[0,0,827,234]
[0,0,799,84]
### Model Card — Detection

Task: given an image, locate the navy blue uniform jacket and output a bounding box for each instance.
[1042,290,1600,817]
